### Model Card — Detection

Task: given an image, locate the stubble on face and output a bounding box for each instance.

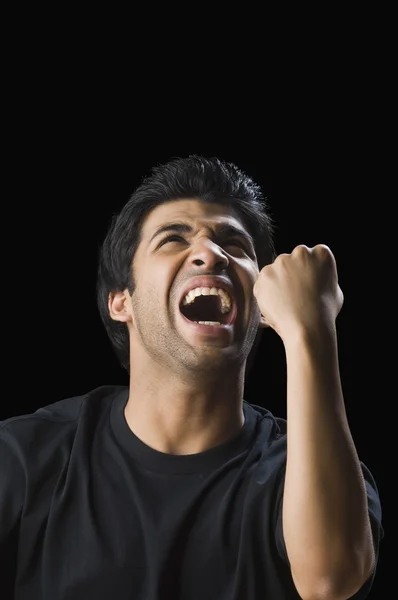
[130,282,251,380]
[128,200,262,380]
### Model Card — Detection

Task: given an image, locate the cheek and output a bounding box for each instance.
[234,260,259,291]
[231,262,259,323]
[135,265,174,311]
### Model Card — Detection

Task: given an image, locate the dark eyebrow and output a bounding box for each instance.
[149,222,255,249]
[149,223,193,244]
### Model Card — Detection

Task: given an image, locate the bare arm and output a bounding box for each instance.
[253,244,376,600]
[282,320,375,600]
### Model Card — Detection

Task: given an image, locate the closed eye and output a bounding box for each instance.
[224,239,253,255]
[158,234,186,247]
[224,239,246,248]
[159,235,251,255]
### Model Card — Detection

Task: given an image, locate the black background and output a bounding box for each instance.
[1,26,389,596]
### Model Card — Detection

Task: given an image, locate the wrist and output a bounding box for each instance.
[282,316,337,354]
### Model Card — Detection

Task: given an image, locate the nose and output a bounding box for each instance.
[190,237,229,270]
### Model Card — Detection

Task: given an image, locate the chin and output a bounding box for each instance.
[184,348,244,375]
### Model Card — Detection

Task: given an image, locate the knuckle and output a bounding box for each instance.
[276,252,288,263]
[314,244,332,256]
[293,244,309,255]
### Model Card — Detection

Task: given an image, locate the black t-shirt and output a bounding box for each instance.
[0,386,383,599]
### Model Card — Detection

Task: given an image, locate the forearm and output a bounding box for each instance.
[282,320,374,600]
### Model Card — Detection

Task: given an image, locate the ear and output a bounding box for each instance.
[259,314,270,328]
[108,290,133,323]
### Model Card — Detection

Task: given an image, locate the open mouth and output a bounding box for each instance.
[179,287,235,326]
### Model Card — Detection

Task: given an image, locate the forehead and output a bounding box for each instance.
[141,198,247,237]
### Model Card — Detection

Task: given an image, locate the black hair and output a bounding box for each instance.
[96,155,276,374]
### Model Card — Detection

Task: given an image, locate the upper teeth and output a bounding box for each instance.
[182,287,231,314]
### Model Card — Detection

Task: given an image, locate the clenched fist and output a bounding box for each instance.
[253,244,344,342]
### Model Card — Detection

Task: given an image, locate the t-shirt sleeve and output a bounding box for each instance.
[274,460,384,596]
[274,465,289,565]
[347,461,384,598]
[0,426,26,594]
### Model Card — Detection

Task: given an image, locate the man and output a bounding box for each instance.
[1,156,383,599]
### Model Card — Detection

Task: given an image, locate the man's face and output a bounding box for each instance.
[128,199,262,377]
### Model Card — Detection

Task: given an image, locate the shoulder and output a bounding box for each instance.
[244,400,287,444]
[359,461,384,548]
[0,385,127,460]
[0,385,128,538]
[243,401,288,487]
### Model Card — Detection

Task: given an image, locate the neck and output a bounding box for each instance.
[124,359,246,455]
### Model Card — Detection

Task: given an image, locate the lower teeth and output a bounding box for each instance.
[195,321,221,326]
